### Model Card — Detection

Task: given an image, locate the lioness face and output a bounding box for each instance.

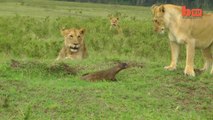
[110,17,119,27]
[61,28,85,53]
[153,18,165,34]
[151,5,166,34]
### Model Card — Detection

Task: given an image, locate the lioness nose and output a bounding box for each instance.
[74,43,78,45]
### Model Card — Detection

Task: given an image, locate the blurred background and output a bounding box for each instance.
[58,0,213,9]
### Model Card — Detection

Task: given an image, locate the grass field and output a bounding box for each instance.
[0,0,212,119]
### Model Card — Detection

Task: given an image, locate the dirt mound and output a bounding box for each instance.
[10,59,78,75]
[48,63,78,75]
[10,59,144,78]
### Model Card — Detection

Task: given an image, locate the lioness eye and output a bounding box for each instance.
[154,20,160,24]
[77,35,81,38]
[69,35,73,37]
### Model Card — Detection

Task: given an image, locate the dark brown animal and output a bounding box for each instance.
[81,63,128,82]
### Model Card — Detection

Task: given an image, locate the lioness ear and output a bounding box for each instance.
[109,16,113,20]
[151,4,157,9]
[60,28,69,36]
[159,5,165,13]
[79,28,86,35]
[151,4,157,14]
[116,17,119,20]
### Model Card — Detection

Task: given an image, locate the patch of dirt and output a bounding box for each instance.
[10,59,22,68]
[174,80,213,111]
[153,76,213,112]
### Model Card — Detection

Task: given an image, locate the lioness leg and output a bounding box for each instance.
[56,48,66,61]
[117,27,123,34]
[110,26,112,30]
[210,45,213,74]
[164,41,180,70]
[201,46,212,72]
[184,41,195,76]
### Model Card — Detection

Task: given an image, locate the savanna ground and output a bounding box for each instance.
[0,0,212,119]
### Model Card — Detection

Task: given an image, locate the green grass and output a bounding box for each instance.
[0,0,212,120]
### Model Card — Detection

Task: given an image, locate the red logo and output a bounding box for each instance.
[182,6,202,17]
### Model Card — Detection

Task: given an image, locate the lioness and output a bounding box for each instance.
[56,28,88,60]
[151,4,213,76]
[109,16,119,29]
[109,16,122,33]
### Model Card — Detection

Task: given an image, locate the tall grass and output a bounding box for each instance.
[0,14,172,60]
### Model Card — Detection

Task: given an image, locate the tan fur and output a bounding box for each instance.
[56,28,88,60]
[151,4,213,76]
[109,16,123,34]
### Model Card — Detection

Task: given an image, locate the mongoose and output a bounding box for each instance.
[81,63,128,82]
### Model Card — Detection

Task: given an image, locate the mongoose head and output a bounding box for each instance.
[118,63,128,69]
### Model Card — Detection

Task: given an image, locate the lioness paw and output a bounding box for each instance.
[184,68,195,77]
[164,65,176,71]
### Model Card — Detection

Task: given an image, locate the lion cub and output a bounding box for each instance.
[56,28,88,60]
